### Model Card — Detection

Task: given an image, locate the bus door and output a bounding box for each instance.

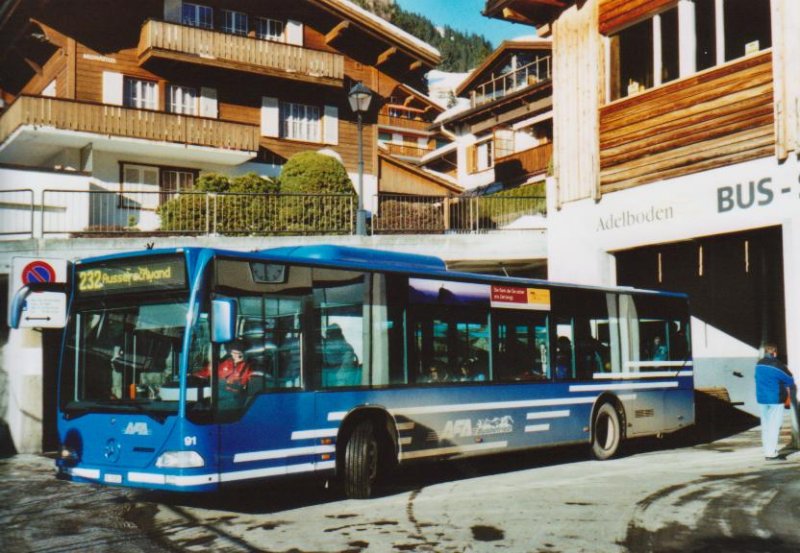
[212,260,317,483]
[619,294,665,435]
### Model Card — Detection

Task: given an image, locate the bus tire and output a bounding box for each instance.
[592,403,622,460]
[344,420,380,499]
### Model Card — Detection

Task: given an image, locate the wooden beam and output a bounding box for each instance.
[403,95,415,106]
[325,20,349,44]
[22,55,42,75]
[29,18,67,48]
[377,46,397,66]
[409,60,423,72]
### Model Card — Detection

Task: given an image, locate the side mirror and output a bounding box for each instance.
[211,297,237,343]
[10,283,68,329]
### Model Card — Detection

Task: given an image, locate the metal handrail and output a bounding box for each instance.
[0,188,34,237]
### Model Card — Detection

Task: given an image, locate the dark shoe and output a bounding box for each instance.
[765,455,784,461]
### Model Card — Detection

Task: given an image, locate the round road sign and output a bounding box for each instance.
[21,260,56,285]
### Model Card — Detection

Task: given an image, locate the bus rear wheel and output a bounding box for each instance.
[344,420,380,499]
[592,403,622,460]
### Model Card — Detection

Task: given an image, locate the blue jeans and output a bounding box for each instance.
[759,403,785,458]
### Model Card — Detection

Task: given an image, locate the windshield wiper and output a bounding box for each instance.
[93,399,168,423]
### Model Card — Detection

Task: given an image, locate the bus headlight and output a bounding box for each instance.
[155,451,205,468]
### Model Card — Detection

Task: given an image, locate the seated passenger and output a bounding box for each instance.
[194,338,253,395]
[651,336,668,361]
[424,362,449,383]
[555,336,573,380]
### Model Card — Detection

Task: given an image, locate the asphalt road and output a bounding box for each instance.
[1,422,798,553]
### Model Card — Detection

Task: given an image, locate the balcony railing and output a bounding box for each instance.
[0,189,545,239]
[0,189,34,236]
[470,56,552,107]
[382,142,432,158]
[494,142,553,182]
[378,114,432,132]
[139,20,344,85]
[0,96,260,153]
[373,194,546,234]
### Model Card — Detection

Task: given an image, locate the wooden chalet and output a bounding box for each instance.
[484,0,800,201]
[430,39,553,192]
[0,0,441,205]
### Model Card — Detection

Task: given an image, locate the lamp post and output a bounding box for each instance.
[347,81,373,236]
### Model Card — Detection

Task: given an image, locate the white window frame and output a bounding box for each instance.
[280,102,321,143]
[476,138,494,171]
[606,0,772,102]
[123,77,158,110]
[222,9,248,35]
[182,3,213,29]
[168,85,198,115]
[256,17,285,42]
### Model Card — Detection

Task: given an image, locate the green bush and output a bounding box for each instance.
[277,152,355,233]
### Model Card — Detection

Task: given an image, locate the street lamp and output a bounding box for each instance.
[348,81,373,236]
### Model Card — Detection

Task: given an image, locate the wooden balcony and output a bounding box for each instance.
[138,20,344,86]
[494,142,553,182]
[383,142,432,159]
[0,96,260,153]
[378,114,432,133]
[599,51,774,192]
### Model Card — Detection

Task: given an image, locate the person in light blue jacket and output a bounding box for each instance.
[754,343,797,460]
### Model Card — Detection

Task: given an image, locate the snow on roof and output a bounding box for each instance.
[433,98,471,123]
[331,0,441,60]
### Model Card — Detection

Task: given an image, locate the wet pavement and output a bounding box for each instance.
[1,421,799,553]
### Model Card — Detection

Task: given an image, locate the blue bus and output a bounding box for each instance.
[12,245,694,498]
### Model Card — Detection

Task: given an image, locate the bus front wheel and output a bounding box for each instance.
[591,403,622,460]
[344,420,379,499]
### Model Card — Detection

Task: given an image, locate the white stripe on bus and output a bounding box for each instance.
[328,412,346,421]
[291,428,338,440]
[526,410,570,420]
[396,422,416,431]
[70,467,100,480]
[234,445,335,463]
[399,436,413,445]
[400,441,508,460]
[128,472,167,485]
[570,382,678,392]
[625,361,693,368]
[126,460,338,488]
[525,424,550,433]
[391,396,598,417]
[593,371,693,380]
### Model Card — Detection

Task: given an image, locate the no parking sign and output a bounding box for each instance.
[8,257,69,328]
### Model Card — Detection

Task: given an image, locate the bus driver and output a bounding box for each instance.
[194,339,253,395]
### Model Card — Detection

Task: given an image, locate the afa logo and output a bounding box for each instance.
[439,416,515,440]
[123,422,151,436]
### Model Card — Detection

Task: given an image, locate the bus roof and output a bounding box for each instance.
[76,245,688,300]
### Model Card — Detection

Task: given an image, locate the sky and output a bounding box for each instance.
[395,0,533,47]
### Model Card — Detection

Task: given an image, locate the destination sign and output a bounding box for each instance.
[76,256,187,295]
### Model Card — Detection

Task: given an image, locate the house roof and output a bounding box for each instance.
[456,38,551,97]
[483,0,575,28]
[312,0,441,68]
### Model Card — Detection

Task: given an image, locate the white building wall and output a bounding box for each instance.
[547,154,800,414]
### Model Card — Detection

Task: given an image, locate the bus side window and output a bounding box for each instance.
[493,312,549,381]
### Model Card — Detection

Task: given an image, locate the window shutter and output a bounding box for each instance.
[261,96,280,137]
[199,87,218,118]
[163,0,181,22]
[286,20,303,46]
[102,71,123,106]
[467,144,476,174]
[323,105,339,145]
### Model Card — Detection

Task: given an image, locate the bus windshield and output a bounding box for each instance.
[60,298,190,417]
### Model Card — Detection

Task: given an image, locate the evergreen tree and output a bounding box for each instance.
[350,0,493,72]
